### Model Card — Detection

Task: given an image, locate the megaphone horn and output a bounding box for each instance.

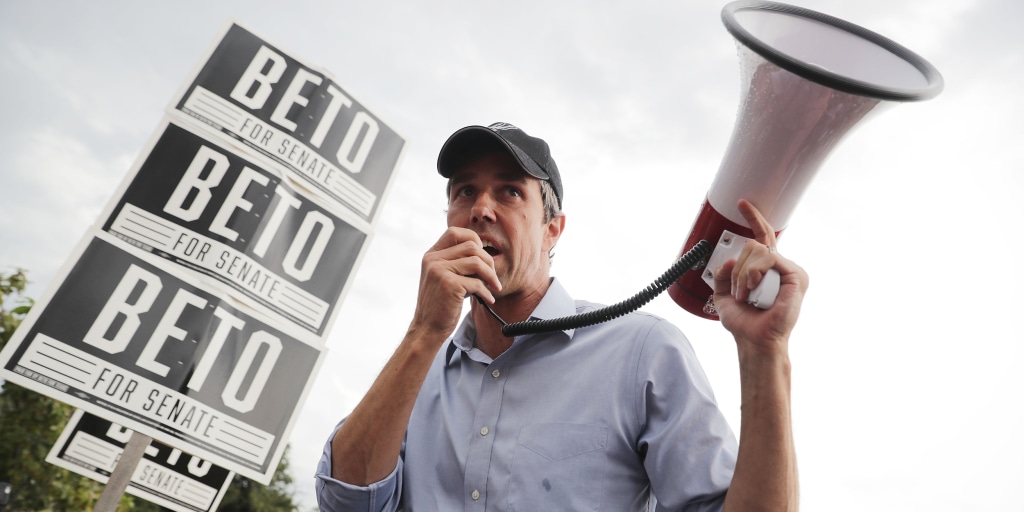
[669,0,944,320]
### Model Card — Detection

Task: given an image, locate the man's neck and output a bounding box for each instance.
[470,279,551,359]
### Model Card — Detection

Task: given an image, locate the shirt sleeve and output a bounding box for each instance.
[635,319,738,512]
[314,422,404,512]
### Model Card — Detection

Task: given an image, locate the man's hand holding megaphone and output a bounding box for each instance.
[712,199,809,353]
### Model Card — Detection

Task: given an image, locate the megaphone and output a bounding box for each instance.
[668,0,944,320]
[493,0,943,337]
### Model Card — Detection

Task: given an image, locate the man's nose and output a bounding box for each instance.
[471,193,496,224]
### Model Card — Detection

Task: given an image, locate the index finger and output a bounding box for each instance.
[737,199,778,247]
[432,226,483,251]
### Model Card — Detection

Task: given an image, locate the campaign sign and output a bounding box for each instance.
[0,233,325,483]
[172,22,405,222]
[48,410,233,512]
[101,119,368,336]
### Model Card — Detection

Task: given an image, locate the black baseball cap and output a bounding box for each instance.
[437,122,563,208]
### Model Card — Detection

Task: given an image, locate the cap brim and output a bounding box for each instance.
[437,126,549,182]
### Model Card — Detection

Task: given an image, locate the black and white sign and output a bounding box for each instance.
[0,19,403,491]
[172,22,405,222]
[102,119,368,336]
[0,234,325,483]
[48,410,233,512]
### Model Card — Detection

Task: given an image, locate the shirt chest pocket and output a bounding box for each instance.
[508,423,609,512]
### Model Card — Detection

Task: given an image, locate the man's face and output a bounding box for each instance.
[447,151,562,299]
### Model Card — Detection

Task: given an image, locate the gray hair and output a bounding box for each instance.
[538,179,562,224]
[539,179,563,264]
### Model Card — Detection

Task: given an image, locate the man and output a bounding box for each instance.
[316,122,807,511]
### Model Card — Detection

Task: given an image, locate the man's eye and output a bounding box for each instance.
[507,187,522,197]
[456,187,474,197]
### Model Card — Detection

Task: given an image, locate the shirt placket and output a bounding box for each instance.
[462,357,510,511]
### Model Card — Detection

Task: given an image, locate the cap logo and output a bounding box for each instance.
[488,122,519,132]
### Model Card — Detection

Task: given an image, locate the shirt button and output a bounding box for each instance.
[491,369,501,378]
[471,490,481,500]
[480,426,489,436]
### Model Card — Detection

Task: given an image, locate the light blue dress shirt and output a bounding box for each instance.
[316,279,737,511]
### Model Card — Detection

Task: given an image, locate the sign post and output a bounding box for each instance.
[94,432,153,512]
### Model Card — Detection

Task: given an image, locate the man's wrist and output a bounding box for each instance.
[402,322,453,354]
[736,339,791,386]
[735,333,790,361]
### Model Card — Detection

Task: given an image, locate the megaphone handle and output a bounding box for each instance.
[701,229,781,310]
[747,268,780,309]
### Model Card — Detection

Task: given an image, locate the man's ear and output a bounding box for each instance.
[545,213,566,252]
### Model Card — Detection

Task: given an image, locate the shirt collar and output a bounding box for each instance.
[446,277,577,366]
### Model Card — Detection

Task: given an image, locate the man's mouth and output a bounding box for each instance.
[482,241,500,257]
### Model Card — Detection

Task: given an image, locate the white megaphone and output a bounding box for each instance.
[669,0,943,320]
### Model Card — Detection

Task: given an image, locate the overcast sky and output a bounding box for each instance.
[2,0,1022,510]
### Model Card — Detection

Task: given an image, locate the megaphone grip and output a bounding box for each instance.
[747,268,780,309]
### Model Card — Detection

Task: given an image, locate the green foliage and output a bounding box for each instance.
[0,269,32,344]
[1,268,300,511]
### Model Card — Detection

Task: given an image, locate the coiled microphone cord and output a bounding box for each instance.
[474,239,713,337]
